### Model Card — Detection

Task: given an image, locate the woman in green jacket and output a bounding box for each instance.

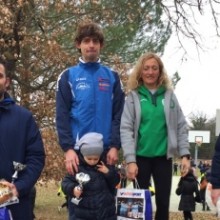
[120,52,190,220]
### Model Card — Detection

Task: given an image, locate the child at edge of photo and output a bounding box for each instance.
[176,168,201,220]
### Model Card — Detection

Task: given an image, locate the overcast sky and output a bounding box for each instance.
[162,6,220,120]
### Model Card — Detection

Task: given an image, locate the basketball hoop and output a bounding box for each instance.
[196,141,202,147]
[195,136,203,147]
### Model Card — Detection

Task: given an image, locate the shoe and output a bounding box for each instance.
[58,206,61,212]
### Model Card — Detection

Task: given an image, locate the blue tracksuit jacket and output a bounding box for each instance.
[56,59,125,151]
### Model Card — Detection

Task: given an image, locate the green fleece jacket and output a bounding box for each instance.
[120,89,190,163]
[137,86,167,157]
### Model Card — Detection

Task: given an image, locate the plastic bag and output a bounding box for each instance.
[0,207,12,220]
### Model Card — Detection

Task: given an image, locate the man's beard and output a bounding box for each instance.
[0,91,5,101]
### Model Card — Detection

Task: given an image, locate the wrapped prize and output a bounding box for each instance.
[0,183,13,205]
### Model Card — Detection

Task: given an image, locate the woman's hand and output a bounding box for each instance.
[126,162,138,180]
[180,157,190,177]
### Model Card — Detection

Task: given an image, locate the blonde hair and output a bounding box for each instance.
[127,52,173,92]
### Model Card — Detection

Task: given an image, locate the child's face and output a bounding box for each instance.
[84,155,100,166]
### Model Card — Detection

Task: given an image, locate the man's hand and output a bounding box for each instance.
[0,180,18,197]
[126,162,138,180]
[64,149,79,175]
[106,147,118,165]
[211,188,220,205]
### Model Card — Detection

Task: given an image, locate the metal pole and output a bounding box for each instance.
[194,143,198,167]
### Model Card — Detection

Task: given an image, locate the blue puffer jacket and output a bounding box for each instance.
[210,134,220,188]
[0,93,45,220]
[56,59,125,152]
[61,154,120,220]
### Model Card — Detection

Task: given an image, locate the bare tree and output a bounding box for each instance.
[157,0,220,56]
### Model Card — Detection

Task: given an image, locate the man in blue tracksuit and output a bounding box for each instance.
[0,60,45,219]
[56,21,125,219]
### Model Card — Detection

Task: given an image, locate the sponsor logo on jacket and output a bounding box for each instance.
[76,82,90,90]
[98,77,110,91]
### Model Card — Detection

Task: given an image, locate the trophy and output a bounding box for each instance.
[0,161,26,208]
[71,172,90,205]
[12,162,26,183]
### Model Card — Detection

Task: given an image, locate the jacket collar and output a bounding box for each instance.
[79,57,101,63]
[0,92,15,110]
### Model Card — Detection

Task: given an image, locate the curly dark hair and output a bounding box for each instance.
[74,21,104,46]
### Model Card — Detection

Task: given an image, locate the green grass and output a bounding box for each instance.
[34,181,218,220]
[35,181,67,220]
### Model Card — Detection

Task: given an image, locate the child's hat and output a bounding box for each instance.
[78,132,104,156]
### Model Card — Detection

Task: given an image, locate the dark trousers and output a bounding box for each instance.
[136,156,172,220]
[183,211,193,220]
[68,198,75,220]
[30,186,36,219]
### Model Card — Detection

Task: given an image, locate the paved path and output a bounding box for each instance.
[151,175,216,214]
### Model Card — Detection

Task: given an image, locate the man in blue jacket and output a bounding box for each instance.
[56,21,125,219]
[0,59,45,220]
[210,134,220,205]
